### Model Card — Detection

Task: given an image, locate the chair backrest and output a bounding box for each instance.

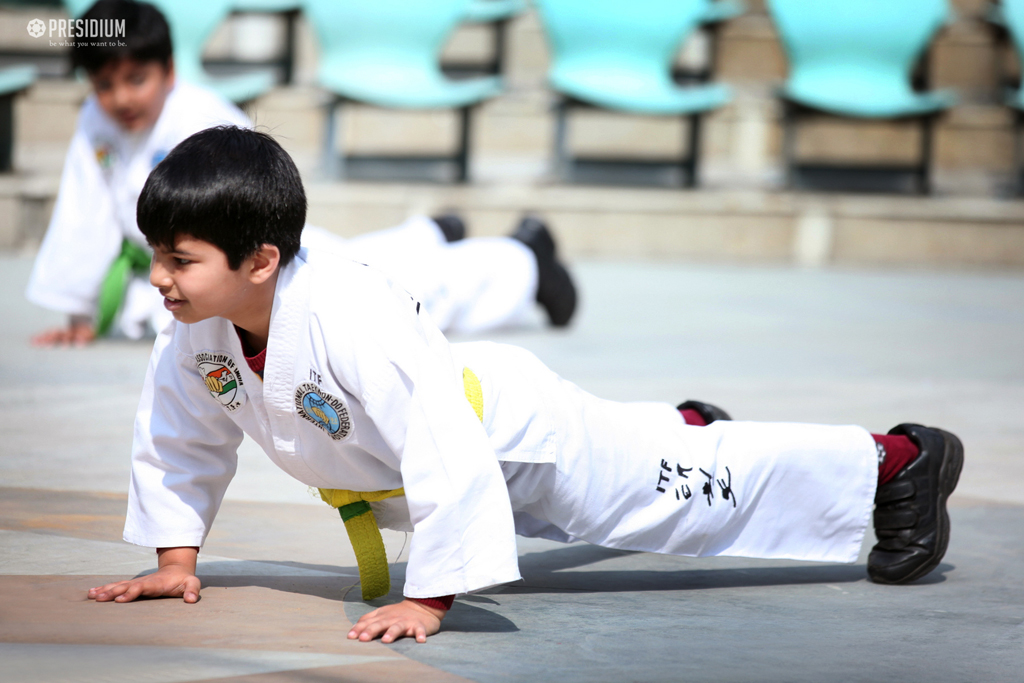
[302,0,473,73]
[63,0,96,19]
[768,0,949,82]
[1001,0,1024,77]
[534,0,710,74]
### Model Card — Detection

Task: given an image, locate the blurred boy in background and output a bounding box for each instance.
[27,0,575,346]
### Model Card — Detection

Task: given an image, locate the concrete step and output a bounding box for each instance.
[6,167,1024,268]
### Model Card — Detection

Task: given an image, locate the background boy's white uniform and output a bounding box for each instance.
[25,81,249,339]
[304,221,538,335]
[25,81,538,338]
[125,248,879,598]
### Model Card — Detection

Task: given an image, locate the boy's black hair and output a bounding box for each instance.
[138,126,306,270]
[71,0,173,74]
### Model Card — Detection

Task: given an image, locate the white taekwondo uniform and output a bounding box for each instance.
[125,248,878,599]
[26,81,250,339]
[26,83,538,338]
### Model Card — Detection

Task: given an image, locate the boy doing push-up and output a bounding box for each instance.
[88,127,963,643]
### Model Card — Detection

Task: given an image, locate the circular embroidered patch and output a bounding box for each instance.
[195,352,246,412]
[294,382,352,441]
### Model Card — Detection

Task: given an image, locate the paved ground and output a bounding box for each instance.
[2,252,1024,682]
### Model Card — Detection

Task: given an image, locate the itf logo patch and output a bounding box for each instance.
[196,352,246,412]
[295,382,352,441]
[27,19,45,38]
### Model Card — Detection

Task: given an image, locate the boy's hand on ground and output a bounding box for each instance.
[88,547,200,604]
[88,565,201,603]
[348,599,445,644]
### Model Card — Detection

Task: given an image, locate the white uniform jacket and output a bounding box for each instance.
[125,248,522,598]
[26,81,249,333]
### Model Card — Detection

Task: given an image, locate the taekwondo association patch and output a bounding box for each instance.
[295,382,352,441]
[151,149,168,168]
[195,352,246,412]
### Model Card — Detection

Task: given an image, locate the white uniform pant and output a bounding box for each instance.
[454,342,879,564]
[304,217,539,335]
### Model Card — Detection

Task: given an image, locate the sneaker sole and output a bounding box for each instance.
[883,428,964,585]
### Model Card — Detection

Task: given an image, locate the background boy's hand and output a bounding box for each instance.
[88,546,200,603]
[348,599,446,643]
[31,316,95,347]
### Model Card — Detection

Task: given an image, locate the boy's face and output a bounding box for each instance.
[150,237,259,325]
[89,58,174,132]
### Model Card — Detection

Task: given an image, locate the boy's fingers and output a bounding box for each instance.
[380,622,408,644]
[91,581,131,601]
[415,625,427,643]
[182,575,202,602]
[114,581,145,602]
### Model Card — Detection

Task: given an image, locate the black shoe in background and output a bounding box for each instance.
[511,216,577,327]
[432,213,466,243]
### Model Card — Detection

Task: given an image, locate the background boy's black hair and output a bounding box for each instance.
[71,0,173,74]
[138,126,306,269]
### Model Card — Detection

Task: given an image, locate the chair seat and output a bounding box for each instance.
[0,65,37,97]
[1006,87,1024,112]
[320,61,501,109]
[701,0,746,24]
[551,62,731,115]
[232,0,301,10]
[199,71,276,104]
[464,0,527,23]
[783,68,955,118]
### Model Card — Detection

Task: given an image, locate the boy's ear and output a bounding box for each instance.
[247,245,281,285]
[165,58,176,87]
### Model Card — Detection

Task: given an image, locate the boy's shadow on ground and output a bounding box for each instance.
[508,543,951,592]
[161,543,950,634]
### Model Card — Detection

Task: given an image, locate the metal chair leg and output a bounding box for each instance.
[0,94,14,173]
[782,100,798,190]
[322,96,343,180]
[918,113,934,195]
[553,97,571,181]
[1015,111,1024,196]
[684,112,702,188]
[455,106,472,183]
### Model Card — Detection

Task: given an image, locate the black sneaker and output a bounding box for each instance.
[432,213,466,242]
[511,216,577,327]
[868,424,964,585]
[676,400,732,424]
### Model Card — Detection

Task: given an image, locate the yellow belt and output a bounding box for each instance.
[318,367,484,600]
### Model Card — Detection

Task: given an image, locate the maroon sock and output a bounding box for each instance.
[873,434,919,485]
[679,409,707,426]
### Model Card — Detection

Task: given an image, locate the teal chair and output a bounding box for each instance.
[64,0,274,104]
[700,0,745,24]
[0,65,37,172]
[63,0,96,18]
[534,0,733,187]
[768,0,956,194]
[231,1,302,85]
[302,0,503,182]
[448,0,529,77]
[987,0,1024,193]
[675,0,746,85]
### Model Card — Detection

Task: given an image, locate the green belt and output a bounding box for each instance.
[96,239,151,336]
